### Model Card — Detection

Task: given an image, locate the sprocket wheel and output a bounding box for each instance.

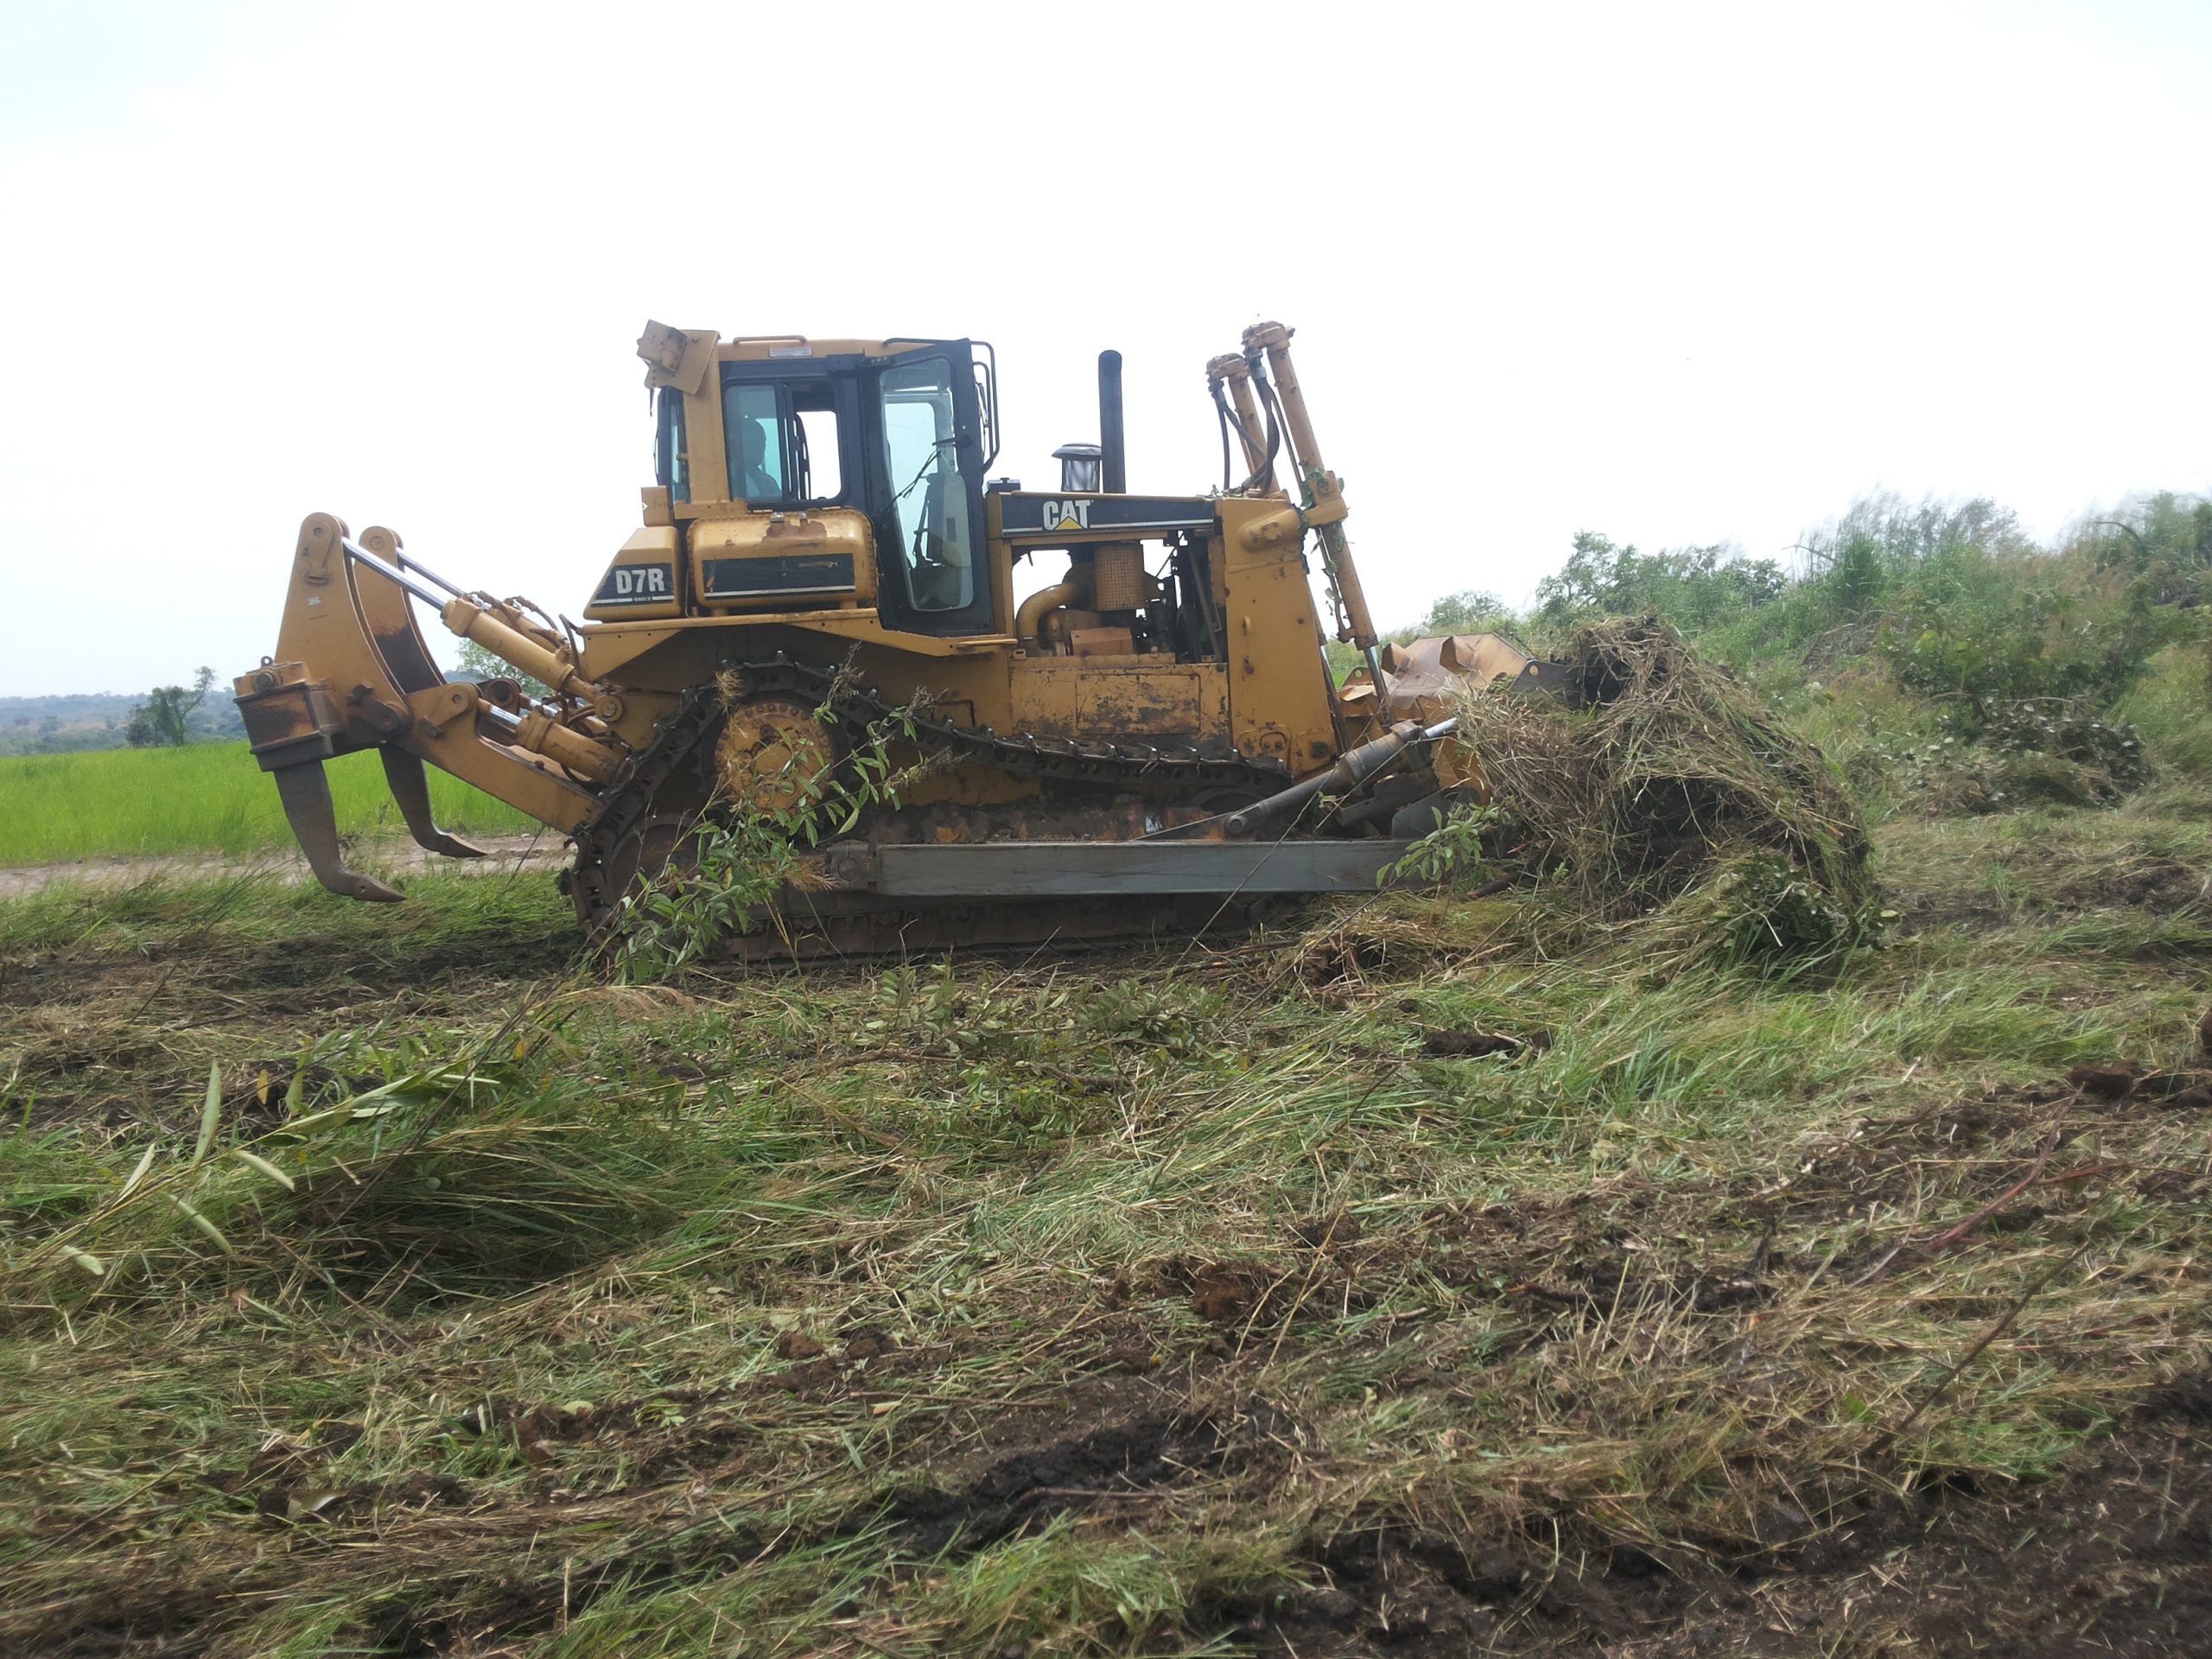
[714,696,842,817]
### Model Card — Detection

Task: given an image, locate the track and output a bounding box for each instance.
[563,658,1304,954]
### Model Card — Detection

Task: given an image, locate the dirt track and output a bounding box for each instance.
[0,833,563,899]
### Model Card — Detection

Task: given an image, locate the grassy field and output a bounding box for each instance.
[0,741,537,865]
[2,773,2207,1653]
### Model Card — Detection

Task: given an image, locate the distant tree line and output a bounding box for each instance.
[0,673,242,755]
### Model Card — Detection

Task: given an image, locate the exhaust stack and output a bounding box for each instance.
[1097,349,1125,494]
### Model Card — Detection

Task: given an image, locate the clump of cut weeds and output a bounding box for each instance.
[1652,849,1885,974]
[1439,614,1878,968]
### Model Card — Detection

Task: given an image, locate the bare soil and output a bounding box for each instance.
[1220,1383,2211,1655]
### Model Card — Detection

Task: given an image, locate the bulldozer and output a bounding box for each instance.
[235,319,1558,955]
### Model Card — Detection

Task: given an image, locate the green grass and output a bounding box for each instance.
[0,741,537,864]
[2113,643,2212,775]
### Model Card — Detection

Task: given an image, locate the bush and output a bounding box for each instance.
[1877,558,2185,717]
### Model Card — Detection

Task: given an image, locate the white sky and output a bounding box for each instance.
[2,0,2207,696]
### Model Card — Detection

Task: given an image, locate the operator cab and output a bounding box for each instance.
[613,328,999,637]
[588,323,1230,676]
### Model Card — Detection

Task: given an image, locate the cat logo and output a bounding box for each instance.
[1039,498,1094,532]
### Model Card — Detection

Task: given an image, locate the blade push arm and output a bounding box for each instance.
[1241,321,1381,657]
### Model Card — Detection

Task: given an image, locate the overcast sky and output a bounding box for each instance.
[2,0,2207,697]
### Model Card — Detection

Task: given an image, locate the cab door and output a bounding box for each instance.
[865,342,995,637]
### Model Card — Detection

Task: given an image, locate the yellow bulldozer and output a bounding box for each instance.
[235,319,1561,954]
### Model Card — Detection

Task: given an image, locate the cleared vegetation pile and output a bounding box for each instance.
[1448,615,1874,965]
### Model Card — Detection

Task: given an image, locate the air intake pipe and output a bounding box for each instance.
[1014,561,1096,649]
[1098,350,1125,494]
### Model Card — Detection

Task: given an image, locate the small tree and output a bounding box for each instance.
[125,667,215,747]
[1419,588,1516,634]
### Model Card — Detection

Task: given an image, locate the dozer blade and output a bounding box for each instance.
[1377,632,1549,720]
[1338,632,1587,734]
[379,747,487,860]
[821,838,1415,898]
[271,760,404,903]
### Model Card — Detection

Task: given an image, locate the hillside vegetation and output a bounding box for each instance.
[1387,490,2212,819]
[2,486,2209,1656]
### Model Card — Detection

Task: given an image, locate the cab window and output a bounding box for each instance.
[724,383,787,503]
[654,388,689,503]
[722,378,843,505]
[791,385,842,500]
[880,358,973,613]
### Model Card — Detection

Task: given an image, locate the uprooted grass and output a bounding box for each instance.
[1445,617,1880,975]
[2,792,2209,1656]
[1453,615,1869,906]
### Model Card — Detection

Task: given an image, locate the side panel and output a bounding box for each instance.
[1007,659,1228,747]
[583,526,683,621]
[689,508,878,611]
[994,493,1217,543]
